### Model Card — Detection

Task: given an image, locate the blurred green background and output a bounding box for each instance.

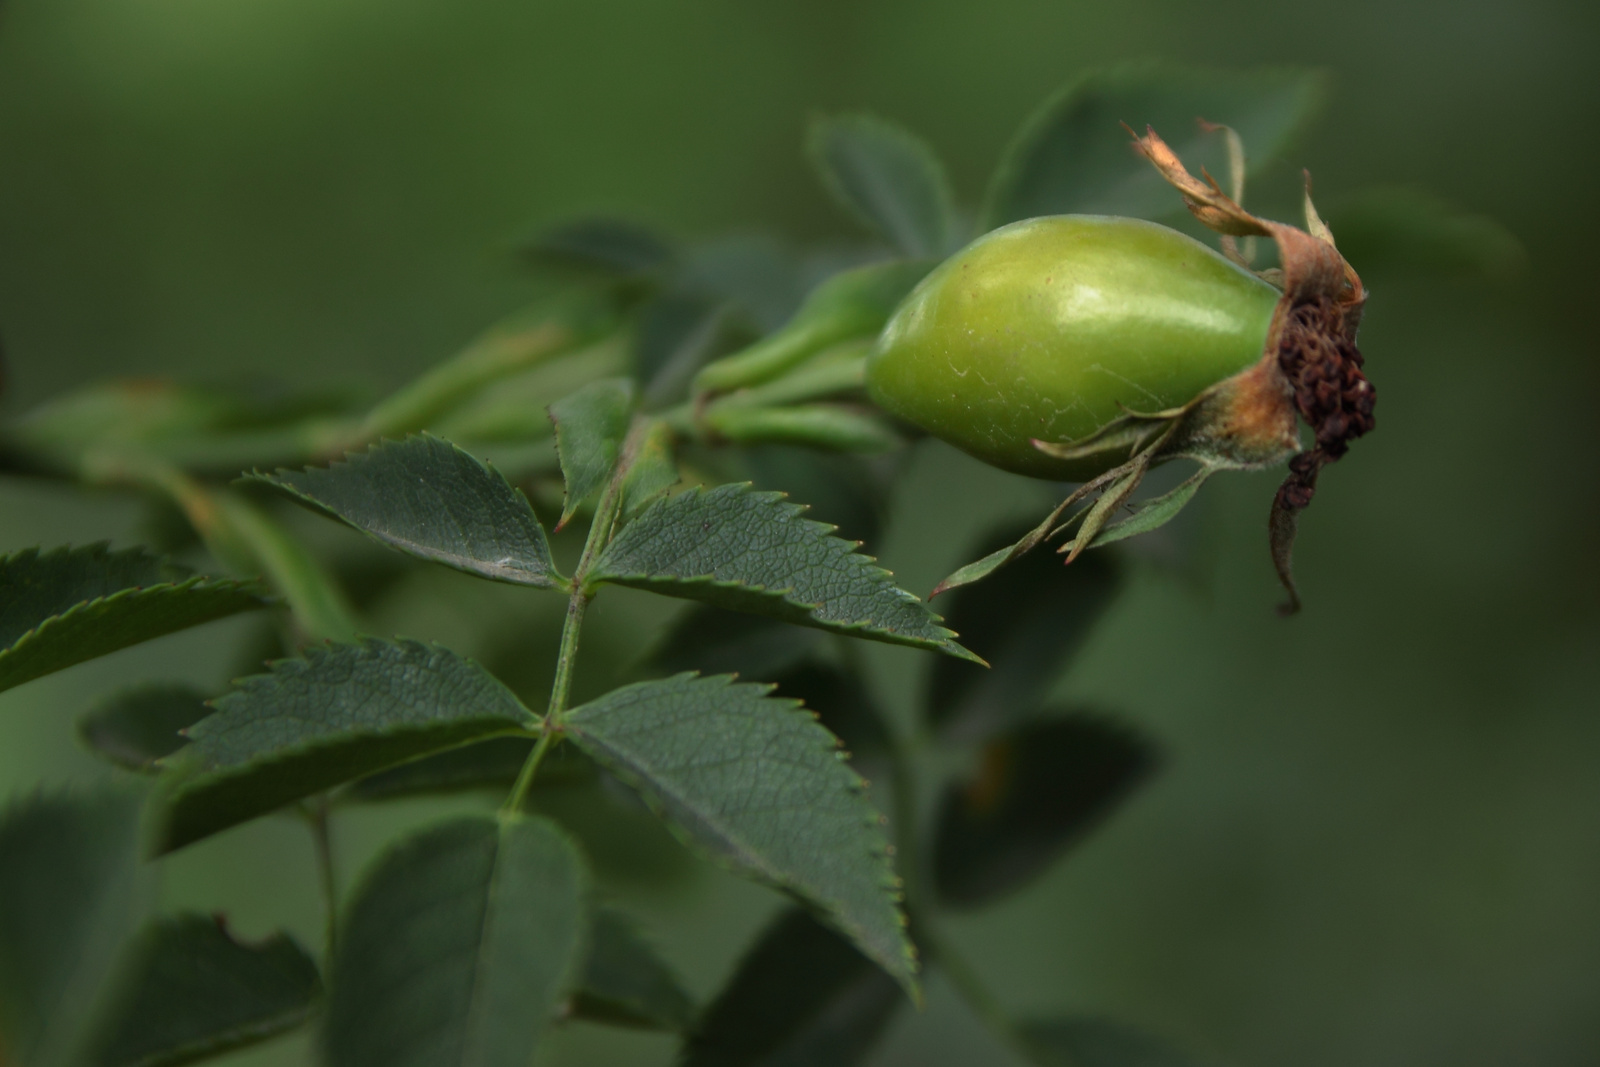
[2,1,1597,1065]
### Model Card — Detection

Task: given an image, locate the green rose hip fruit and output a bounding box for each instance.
[866,214,1281,482]
[885,127,1375,613]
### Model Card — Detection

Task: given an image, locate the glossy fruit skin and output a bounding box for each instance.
[866,215,1281,480]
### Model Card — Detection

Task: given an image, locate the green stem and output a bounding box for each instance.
[502,418,644,813]
[660,343,870,437]
[302,798,339,957]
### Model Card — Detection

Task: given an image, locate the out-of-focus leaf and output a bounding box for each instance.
[251,436,560,589]
[77,683,212,772]
[322,814,586,1067]
[345,737,595,802]
[982,64,1324,229]
[619,420,679,518]
[0,544,267,696]
[808,113,959,258]
[680,907,902,1067]
[154,638,538,852]
[590,483,977,662]
[571,907,694,1031]
[0,380,353,478]
[634,293,728,407]
[521,218,676,280]
[80,915,320,1067]
[927,524,1121,740]
[692,261,930,396]
[704,405,902,454]
[1020,1017,1201,1067]
[647,604,821,682]
[549,378,636,529]
[429,333,630,445]
[933,715,1156,908]
[772,662,890,758]
[563,673,916,994]
[360,290,621,441]
[0,790,149,1067]
[680,236,806,335]
[1327,185,1527,281]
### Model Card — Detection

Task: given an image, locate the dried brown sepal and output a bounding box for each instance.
[1131,125,1375,614]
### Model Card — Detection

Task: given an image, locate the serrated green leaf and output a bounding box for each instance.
[77,683,212,772]
[344,737,595,802]
[81,914,320,1067]
[933,715,1156,909]
[982,64,1324,230]
[1020,1017,1201,1067]
[251,436,560,589]
[590,483,977,663]
[772,662,891,759]
[0,790,149,1067]
[0,544,268,696]
[572,907,694,1031]
[550,378,636,528]
[619,419,679,518]
[563,673,916,994]
[647,605,821,682]
[1327,185,1528,281]
[808,113,959,258]
[154,638,538,852]
[929,525,1122,740]
[680,906,902,1067]
[322,814,587,1067]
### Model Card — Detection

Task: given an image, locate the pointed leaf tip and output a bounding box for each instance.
[591,483,974,661]
[564,673,917,994]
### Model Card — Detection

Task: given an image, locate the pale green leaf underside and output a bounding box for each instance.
[81,914,320,1067]
[573,907,695,1031]
[251,435,559,588]
[323,814,586,1067]
[154,638,537,852]
[549,377,635,528]
[808,113,958,258]
[0,544,267,696]
[564,673,916,994]
[0,790,148,1067]
[590,484,977,662]
[982,63,1324,229]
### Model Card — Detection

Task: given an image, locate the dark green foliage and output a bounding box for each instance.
[0,790,148,1067]
[0,544,267,695]
[81,915,321,1067]
[549,377,636,528]
[982,64,1323,229]
[563,673,916,993]
[647,605,820,681]
[322,815,586,1067]
[680,907,902,1067]
[933,715,1156,908]
[253,436,559,588]
[772,662,890,758]
[591,483,977,662]
[154,638,538,852]
[739,445,889,551]
[572,907,695,1031]
[808,113,959,258]
[928,526,1122,740]
[346,737,595,801]
[1020,1017,1201,1067]
[1328,186,1528,280]
[77,683,213,771]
